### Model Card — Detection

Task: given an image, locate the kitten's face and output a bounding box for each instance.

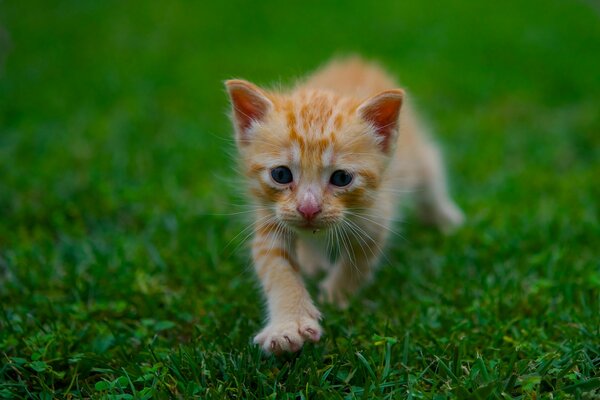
[226,80,403,232]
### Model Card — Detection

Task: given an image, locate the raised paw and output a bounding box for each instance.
[419,198,465,234]
[435,201,465,234]
[253,317,322,355]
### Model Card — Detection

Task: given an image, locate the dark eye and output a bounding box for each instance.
[271,166,293,184]
[330,170,353,187]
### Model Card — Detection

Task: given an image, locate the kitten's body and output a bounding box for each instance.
[226,57,463,354]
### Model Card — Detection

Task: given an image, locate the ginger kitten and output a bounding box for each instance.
[225,57,464,354]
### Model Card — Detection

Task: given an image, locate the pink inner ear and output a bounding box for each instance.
[226,80,271,136]
[359,90,404,153]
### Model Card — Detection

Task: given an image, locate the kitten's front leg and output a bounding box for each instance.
[251,224,322,354]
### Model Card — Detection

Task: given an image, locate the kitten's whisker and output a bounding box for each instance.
[203,208,269,217]
[226,203,275,212]
[344,218,396,268]
[274,220,291,256]
[337,223,361,277]
[266,219,285,256]
[344,214,406,265]
[342,219,375,261]
[341,226,353,262]
[224,214,267,251]
[225,213,273,254]
[341,219,371,262]
[324,224,333,262]
[236,216,278,256]
[325,226,331,261]
[327,224,337,261]
[279,221,292,257]
[345,211,405,240]
[345,209,406,224]
[332,225,342,263]
[333,224,351,273]
[376,188,419,194]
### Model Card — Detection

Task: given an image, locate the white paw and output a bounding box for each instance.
[253,317,322,355]
[435,201,465,234]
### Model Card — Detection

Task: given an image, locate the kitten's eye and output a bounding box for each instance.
[271,166,293,184]
[330,170,353,187]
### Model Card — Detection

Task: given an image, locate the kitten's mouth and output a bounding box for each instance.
[283,216,336,233]
[293,220,329,233]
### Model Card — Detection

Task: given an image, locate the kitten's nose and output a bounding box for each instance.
[297,202,322,221]
[297,190,322,221]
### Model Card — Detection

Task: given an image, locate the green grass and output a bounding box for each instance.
[1,1,599,398]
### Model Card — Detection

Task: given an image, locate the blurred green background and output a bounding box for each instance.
[1,1,599,398]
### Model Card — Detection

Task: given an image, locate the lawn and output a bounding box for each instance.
[1,1,599,398]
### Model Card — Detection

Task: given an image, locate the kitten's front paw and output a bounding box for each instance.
[253,317,322,355]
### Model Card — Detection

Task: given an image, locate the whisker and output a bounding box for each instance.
[337,223,361,276]
[342,219,371,262]
[224,213,273,254]
[201,208,270,217]
[344,210,405,240]
[266,219,285,256]
[344,218,397,268]
[236,216,277,255]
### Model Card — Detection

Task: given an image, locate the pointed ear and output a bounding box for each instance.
[225,79,273,142]
[357,89,404,153]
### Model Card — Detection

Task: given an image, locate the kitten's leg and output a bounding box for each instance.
[319,226,386,308]
[252,223,322,354]
[414,141,464,233]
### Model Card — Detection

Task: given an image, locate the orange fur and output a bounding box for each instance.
[225,56,464,355]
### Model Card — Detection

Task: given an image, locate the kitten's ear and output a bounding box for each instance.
[225,79,273,142]
[357,89,404,153]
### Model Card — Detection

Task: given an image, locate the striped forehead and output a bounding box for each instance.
[285,91,350,133]
[289,138,336,169]
[283,91,350,167]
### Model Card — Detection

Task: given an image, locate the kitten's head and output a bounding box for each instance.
[225,79,403,232]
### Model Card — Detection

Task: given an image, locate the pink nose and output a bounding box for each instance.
[297,202,321,221]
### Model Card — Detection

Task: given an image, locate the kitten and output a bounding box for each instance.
[225,57,464,355]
